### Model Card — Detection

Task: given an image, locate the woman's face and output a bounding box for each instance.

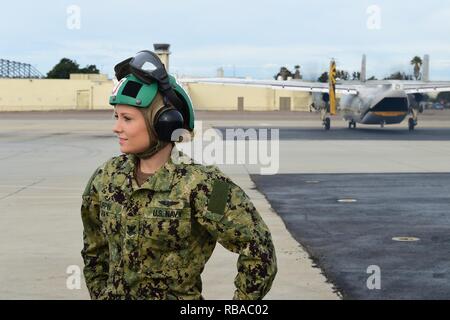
[113,104,150,154]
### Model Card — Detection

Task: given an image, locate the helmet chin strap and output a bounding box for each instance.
[135,139,169,159]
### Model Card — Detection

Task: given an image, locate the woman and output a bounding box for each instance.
[81,51,277,300]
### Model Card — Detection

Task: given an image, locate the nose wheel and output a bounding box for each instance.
[408,117,417,131]
[408,108,418,131]
[348,120,356,129]
[323,117,331,130]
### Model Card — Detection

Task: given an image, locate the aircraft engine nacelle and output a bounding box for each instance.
[309,92,328,112]
[407,93,425,113]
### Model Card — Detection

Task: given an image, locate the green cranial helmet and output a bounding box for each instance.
[111,50,195,134]
[110,74,158,108]
[109,74,195,132]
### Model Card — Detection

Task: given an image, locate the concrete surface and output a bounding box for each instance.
[0,110,339,299]
[1,109,448,299]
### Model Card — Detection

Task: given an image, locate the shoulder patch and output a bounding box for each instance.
[207,179,229,216]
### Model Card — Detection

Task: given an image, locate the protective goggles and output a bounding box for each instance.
[115,51,168,89]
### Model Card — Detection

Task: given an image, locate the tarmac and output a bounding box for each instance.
[1,109,449,299]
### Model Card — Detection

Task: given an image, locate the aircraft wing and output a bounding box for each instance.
[179,78,359,95]
[402,82,450,94]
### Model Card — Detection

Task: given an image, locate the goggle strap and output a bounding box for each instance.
[163,89,186,122]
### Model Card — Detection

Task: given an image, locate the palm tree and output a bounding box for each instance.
[410,56,423,80]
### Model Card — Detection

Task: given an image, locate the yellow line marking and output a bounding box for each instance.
[372,111,407,117]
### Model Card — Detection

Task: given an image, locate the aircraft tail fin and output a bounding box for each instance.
[422,54,430,81]
[361,54,366,82]
[329,59,337,115]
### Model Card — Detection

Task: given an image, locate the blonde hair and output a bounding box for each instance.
[139,92,165,142]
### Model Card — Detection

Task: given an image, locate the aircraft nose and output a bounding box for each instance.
[371,97,409,113]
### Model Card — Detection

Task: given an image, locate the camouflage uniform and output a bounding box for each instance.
[81,152,277,300]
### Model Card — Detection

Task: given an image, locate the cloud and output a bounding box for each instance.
[1,0,450,79]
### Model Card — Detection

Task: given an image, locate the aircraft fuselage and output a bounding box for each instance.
[340,84,409,125]
[314,82,410,125]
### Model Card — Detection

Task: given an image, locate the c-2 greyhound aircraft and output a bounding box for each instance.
[180,55,450,131]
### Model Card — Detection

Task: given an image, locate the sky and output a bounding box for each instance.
[2,0,450,80]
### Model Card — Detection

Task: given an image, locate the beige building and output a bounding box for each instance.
[184,82,312,111]
[0,75,313,112]
[0,74,112,112]
[0,42,313,112]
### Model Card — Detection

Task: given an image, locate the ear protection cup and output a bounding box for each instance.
[153,106,184,142]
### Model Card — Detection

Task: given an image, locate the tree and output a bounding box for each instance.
[274,67,293,80]
[46,58,79,79]
[410,56,423,80]
[352,72,361,80]
[318,72,328,83]
[318,69,350,82]
[384,71,413,80]
[79,64,99,74]
[46,58,99,79]
[336,70,350,80]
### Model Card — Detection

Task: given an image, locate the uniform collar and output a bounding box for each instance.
[120,153,177,192]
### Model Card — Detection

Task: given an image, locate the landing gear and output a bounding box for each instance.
[323,117,331,130]
[380,120,385,128]
[408,117,416,131]
[348,120,356,129]
[408,108,418,131]
[320,108,331,130]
